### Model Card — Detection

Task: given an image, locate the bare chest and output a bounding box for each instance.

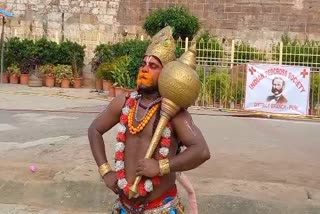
[124,109,178,160]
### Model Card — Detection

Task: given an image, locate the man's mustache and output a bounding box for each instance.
[136,70,153,86]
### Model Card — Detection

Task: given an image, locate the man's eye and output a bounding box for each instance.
[150,64,159,69]
[140,62,146,67]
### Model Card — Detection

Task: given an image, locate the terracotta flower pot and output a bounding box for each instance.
[115,87,127,97]
[1,73,8,83]
[95,79,103,90]
[73,77,82,88]
[9,74,19,84]
[20,73,30,85]
[61,79,70,88]
[42,77,46,86]
[46,76,55,87]
[102,80,113,91]
[108,86,115,97]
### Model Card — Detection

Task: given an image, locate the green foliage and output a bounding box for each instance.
[234,41,265,63]
[143,5,200,40]
[54,64,74,83]
[118,39,150,79]
[4,37,36,73]
[96,62,115,82]
[206,69,231,103]
[196,31,224,64]
[39,64,55,77]
[34,38,59,65]
[310,73,320,107]
[4,37,85,75]
[96,56,135,88]
[93,39,150,86]
[57,40,86,75]
[7,63,20,76]
[110,56,134,88]
[272,34,320,67]
[175,46,184,58]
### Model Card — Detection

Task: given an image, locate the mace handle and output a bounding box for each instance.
[128,115,170,199]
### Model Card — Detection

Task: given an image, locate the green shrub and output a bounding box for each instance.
[196,31,224,64]
[4,37,36,73]
[310,73,320,108]
[143,5,200,40]
[234,41,265,63]
[4,37,85,75]
[206,69,231,103]
[57,40,86,74]
[93,39,150,82]
[34,38,59,65]
[272,34,320,67]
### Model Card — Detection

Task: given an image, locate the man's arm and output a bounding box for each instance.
[88,94,126,167]
[169,110,211,172]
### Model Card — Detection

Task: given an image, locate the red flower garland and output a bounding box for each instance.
[114,92,172,197]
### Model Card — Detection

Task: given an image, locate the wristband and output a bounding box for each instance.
[98,162,112,178]
[159,158,170,176]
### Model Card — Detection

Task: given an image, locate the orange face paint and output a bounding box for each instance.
[136,69,153,87]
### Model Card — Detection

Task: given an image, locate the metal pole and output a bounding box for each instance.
[0,16,5,84]
[230,39,235,69]
[279,41,283,65]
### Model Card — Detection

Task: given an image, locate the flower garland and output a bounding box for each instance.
[114,91,172,197]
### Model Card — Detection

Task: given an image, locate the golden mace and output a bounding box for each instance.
[128,44,201,199]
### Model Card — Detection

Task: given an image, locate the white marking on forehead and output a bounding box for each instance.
[146,56,152,64]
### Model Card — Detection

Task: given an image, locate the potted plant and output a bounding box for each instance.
[1,71,9,83]
[310,74,320,115]
[207,70,232,108]
[110,56,132,96]
[96,62,115,91]
[39,64,55,87]
[7,64,20,84]
[73,71,82,88]
[71,54,82,88]
[54,64,74,88]
[19,57,39,85]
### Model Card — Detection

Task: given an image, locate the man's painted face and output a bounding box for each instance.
[136,55,162,92]
[272,78,284,95]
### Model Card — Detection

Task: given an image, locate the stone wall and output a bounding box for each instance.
[0,0,318,50]
[0,0,124,61]
[118,0,320,48]
[0,0,319,86]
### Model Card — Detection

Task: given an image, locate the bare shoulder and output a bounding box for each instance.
[171,109,193,126]
[171,109,200,137]
[170,109,204,146]
[89,93,128,134]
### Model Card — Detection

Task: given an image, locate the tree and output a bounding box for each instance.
[143,6,200,40]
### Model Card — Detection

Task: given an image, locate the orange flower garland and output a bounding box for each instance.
[128,99,160,135]
[115,91,172,197]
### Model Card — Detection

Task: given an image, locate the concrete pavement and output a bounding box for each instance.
[1,84,320,213]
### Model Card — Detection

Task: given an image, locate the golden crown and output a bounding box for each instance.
[144,26,176,66]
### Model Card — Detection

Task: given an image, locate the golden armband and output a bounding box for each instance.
[159,158,171,176]
[98,162,112,178]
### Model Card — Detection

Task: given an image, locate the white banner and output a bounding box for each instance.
[244,63,311,115]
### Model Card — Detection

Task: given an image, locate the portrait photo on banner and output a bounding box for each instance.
[244,63,311,115]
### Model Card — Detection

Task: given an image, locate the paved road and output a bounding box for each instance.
[1,86,320,213]
[1,109,320,190]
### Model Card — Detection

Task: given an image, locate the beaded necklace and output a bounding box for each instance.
[135,97,162,122]
[114,91,172,197]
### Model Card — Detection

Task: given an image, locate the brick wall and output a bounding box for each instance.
[1,0,319,86]
[117,0,320,47]
[1,0,318,49]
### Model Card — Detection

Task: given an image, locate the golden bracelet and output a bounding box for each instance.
[98,162,112,178]
[159,158,170,176]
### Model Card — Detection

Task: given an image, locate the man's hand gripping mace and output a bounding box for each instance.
[128,98,180,199]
